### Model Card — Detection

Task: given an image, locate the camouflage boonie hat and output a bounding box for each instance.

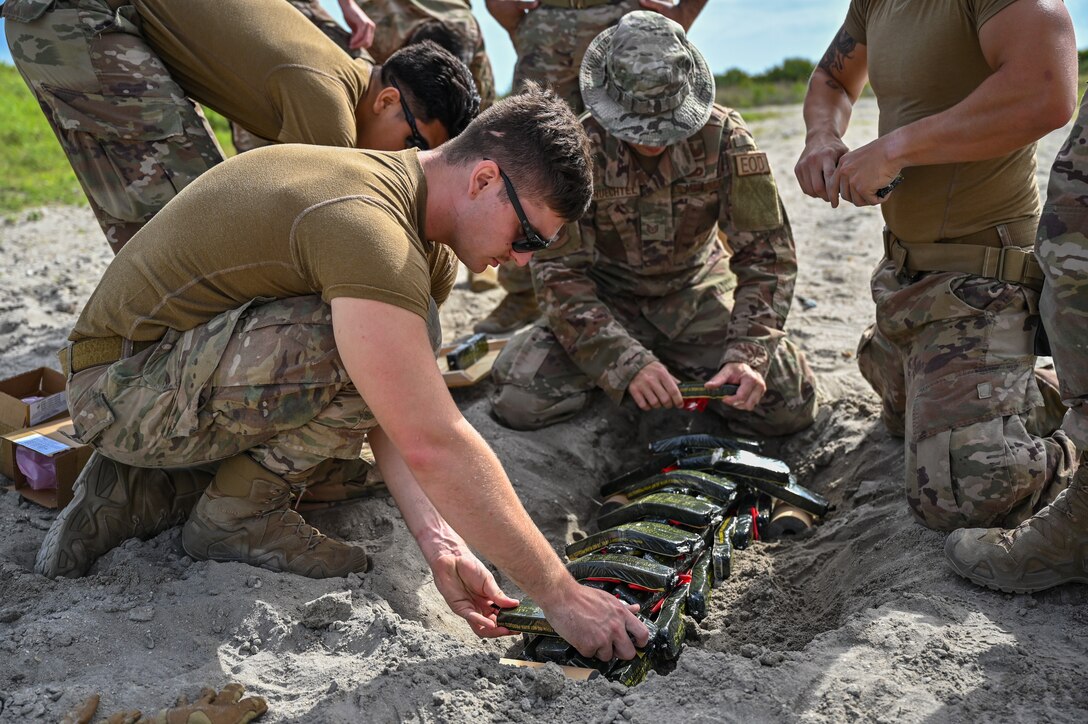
[579,11,714,146]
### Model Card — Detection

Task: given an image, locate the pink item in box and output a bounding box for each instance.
[15,445,58,491]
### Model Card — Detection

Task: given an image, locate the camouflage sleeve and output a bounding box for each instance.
[717,112,798,378]
[531,218,657,404]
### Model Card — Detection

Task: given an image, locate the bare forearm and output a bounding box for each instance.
[397,418,570,603]
[370,427,461,564]
[882,69,1074,170]
[802,67,855,145]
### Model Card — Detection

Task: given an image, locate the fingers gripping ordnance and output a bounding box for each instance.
[500,438,829,685]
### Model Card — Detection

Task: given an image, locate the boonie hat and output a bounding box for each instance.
[580,11,714,146]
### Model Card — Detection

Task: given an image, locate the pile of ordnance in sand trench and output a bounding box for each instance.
[498,430,832,685]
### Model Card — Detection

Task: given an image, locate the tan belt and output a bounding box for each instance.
[538,0,620,8]
[59,337,158,376]
[883,218,1044,291]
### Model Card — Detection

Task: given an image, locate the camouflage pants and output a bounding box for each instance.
[511,0,639,113]
[359,0,495,109]
[4,0,225,253]
[1037,90,1088,451]
[491,285,819,435]
[495,0,641,298]
[857,259,1077,532]
[231,0,362,153]
[66,296,441,487]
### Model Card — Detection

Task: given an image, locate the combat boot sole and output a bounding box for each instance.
[35,454,209,579]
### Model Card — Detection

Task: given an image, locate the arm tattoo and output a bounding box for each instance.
[818,25,857,89]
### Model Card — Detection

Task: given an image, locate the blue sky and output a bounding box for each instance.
[2,1,1087,93]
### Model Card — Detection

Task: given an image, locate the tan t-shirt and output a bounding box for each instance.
[71,147,454,342]
[845,0,1039,242]
[132,0,372,147]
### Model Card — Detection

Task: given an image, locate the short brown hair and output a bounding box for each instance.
[438,83,592,222]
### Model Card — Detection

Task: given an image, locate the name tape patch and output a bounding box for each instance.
[593,186,639,201]
[734,152,770,177]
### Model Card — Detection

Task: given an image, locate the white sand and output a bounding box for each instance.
[2,99,1086,723]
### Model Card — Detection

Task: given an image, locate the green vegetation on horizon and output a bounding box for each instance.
[714,56,816,108]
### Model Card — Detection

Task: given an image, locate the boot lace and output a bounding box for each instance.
[260,508,328,551]
[1000,487,1082,548]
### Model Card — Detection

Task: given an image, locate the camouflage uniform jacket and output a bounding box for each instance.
[531,105,797,402]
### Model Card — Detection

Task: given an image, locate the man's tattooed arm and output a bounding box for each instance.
[817,26,858,91]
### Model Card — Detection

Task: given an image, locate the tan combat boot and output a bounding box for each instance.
[468,266,500,293]
[35,453,212,578]
[182,454,370,579]
[945,455,1088,593]
[473,290,541,335]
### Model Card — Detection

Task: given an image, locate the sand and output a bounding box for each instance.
[2,98,1087,723]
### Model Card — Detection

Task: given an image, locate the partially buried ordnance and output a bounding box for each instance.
[500,438,829,686]
[565,521,704,561]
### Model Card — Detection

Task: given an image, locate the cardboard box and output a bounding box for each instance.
[0,367,68,436]
[2,417,92,509]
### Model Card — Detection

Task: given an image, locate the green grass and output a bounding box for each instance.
[0,61,235,215]
[715,81,810,110]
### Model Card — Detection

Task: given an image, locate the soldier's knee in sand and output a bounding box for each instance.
[490,383,589,430]
[904,412,1076,532]
[490,325,595,429]
[856,322,907,438]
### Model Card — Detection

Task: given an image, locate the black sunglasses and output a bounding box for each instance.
[493,165,558,253]
[388,77,429,151]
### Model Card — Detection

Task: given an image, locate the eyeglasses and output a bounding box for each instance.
[494,165,559,253]
[388,76,430,151]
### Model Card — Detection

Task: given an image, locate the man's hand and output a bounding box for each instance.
[795,132,850,205]
[486,0,537,36]
[827,136,901,207]
[339,0,375,49]
[638,0,702,31]
[538,581,649,662]
[430,545,520,638]
[628,361,683,410]
[707,362,766,411]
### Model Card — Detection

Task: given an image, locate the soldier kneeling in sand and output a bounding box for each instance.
[38,87,650,661]
[490,12,819,438]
